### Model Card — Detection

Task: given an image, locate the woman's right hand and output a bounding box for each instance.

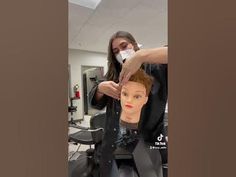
[97,81,121,100]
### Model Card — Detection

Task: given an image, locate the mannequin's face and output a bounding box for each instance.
[120,81,148,116]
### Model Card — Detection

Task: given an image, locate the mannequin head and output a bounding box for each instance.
[120,69,153,125]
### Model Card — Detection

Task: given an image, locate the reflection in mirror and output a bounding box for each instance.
[82,66,105,115]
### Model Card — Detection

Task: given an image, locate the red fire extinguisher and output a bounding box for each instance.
[73,84,80,99]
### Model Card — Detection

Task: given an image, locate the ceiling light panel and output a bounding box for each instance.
[69,0,102,10]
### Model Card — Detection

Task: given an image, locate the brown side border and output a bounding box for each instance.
[0,1,68,177]
[169,0,236,177]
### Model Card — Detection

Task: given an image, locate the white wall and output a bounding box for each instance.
[68,49,107,120]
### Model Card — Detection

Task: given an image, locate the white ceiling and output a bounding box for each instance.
[69,0,167,53]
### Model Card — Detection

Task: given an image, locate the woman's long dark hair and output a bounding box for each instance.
[106,31,140,82]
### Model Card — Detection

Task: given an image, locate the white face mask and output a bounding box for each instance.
[115,49,135,64]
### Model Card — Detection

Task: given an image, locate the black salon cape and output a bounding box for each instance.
[89,64,168,177]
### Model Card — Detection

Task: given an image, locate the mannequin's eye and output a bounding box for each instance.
[121,92,128,96]
[134,95,142,99]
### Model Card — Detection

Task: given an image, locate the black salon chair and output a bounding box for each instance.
[68,112,106,177]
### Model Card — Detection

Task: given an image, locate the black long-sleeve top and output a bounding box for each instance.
[89,64,168,177]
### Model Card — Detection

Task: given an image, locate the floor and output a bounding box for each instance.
[68,115,92,161]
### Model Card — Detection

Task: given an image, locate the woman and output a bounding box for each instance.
[89,31,168,177]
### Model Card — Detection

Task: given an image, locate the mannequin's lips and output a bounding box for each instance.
[125,104,133,108]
